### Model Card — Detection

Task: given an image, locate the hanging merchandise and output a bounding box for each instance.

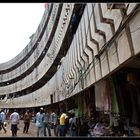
[95,80,105,111]
[109,77,119,114]
[83,93,88,117]
[84,87,96,118]
[113,74,125,116]
[76,93,84,117]
[126,73,139,126]
[103,78,111,114]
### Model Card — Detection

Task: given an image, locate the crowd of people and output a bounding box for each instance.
[0,108,139,137]
[30,108,140,137]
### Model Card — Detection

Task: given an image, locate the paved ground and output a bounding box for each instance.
[1,121,139,138]
[0,120,55,137]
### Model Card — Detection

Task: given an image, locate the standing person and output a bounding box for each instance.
[0,109,7,133]
[9,109,20,137]
[43,109,51,136]
[23,109,32,134]
[35,107,45,137]
[79,120,90,136]
[110,113,119,135]
[50,110,58,136]
[69,113,77,136]
[59,109,68,136]
[92,118,105,136]
[88,117,96,137]
[88,117,95,129]
[76,117,82,136]
[56,115,60,136]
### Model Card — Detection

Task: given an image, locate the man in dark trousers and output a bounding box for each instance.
[9,109,20,137]
[23,109,32,134]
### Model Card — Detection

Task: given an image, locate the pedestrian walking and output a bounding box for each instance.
[0,109,7,133]
[43,109,51,136]
[23,109,32,134]
[35,107,45,137]
[9,109,20,137]
[59,109,68,136]
[69,113,77,136]
[50,110,58,136]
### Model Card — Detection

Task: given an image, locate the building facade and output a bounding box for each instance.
[0,3,140,128]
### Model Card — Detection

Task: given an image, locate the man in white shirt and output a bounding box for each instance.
[9,109,20,137]
[35,107,45,137]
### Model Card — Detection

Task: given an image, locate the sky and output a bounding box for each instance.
[0,3,45,64]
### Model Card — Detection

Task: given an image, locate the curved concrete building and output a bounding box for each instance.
[0,3,140,129]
